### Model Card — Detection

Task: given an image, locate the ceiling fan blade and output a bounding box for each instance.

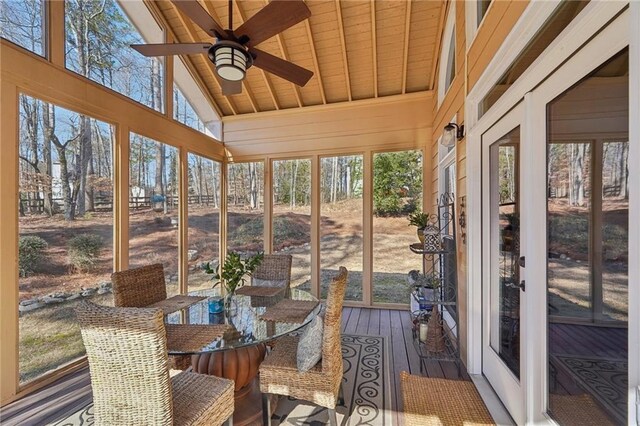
[236,0,311,47]
[251,48,313,87]
[171,0,226,38]
[131,43,212,57]
[220,79,242,96]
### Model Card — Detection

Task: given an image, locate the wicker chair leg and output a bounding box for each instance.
[262,393,271,426]
[337,382,345,406]
[224,416,233,426]
[328,408,338,426]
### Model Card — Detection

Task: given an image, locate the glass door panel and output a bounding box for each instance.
[546,49,628,426]
[489,127,521,378]
[482,104,525,424]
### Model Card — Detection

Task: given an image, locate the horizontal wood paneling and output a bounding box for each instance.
[223,93,433,158]
[467,0,530,91]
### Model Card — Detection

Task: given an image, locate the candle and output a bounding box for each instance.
[419,321,429,343]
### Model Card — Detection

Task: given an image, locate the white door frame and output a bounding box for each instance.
[465,2,638,424]
[481,103,526,425]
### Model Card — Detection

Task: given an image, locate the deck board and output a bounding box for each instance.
[2,307,468,425]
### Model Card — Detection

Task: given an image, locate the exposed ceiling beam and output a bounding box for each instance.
[169,2,238,115]
[143,0,224,118]
[201,0,258,113]
[260,0,303,108]
[429,1,448,91]
[401,0,412,94]
[334,0,352,101]
[231,0,280,110]
[304,20,326,104]
[370,0,378,98]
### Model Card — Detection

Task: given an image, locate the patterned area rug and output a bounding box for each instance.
[551,355,627,425]
[52,334,392,426]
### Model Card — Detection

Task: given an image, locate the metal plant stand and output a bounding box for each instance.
[408,193,461,375]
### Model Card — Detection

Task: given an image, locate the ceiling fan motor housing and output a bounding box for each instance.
[208,40,253,82]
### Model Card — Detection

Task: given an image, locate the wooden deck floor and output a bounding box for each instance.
[1,307,467,426]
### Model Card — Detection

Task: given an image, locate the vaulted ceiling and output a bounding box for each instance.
[149,0,444,116]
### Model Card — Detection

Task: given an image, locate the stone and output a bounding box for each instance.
[19,298,41,306]
[99,281,112,289]
[171,217,179,227]
[19,302,44,312]
[97,287,111,295]
[43,296,65,304]
[65,293,82,301]
[188,249,199,261]
[47,291,71,299]
[560,254,567,260]
[81,288,97,297]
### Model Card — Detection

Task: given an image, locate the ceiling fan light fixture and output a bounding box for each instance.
[208,41,252,82]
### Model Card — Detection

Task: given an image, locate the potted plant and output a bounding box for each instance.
[205,251,263,313]
[408,210,431,244]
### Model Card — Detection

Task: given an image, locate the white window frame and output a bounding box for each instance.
[437,2,456,107]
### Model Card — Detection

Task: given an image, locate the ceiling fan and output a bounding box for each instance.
[131,0,314,96]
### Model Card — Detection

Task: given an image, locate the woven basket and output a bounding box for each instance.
[426,305,446,352]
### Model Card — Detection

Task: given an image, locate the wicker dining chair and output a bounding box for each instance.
[259,267,348,426]
[252,254,293,297]
[76,301,234,426]
[111,263,167,308]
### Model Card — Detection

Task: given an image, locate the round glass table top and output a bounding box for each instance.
[165,288,320,355]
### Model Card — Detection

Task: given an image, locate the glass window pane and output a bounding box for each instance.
[174,85,207,135]
[479,1,588,117]
[227,162,264,255]
[65,0,164,112]
[547,142,592,320]
[187,153,221,292]
[319,155,363,301]
[372,150,423,304]
[18,95,114,384]
[272,159,311,289]
[129,133,179,296]
[477,0,492,26]
[489,127,520,378]
[0,0,45,56]
[601,141,628,322]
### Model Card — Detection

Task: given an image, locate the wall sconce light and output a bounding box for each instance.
[441,122,464,148]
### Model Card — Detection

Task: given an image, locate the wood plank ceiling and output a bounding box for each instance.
[150,0,444,116]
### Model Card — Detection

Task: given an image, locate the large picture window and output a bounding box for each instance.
[272,159,312,288]
[227,162,264,255]
[187,153,221,291]
[128,133,179,295]
[372,150,424,304]
[0,0,45,56]
[18,95,114,384]
[319,155,364,300]
[65,0,164,112]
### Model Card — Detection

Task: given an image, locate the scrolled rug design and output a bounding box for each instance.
[54,334,392,426]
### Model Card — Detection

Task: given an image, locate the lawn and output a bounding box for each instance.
[17,200,422,383]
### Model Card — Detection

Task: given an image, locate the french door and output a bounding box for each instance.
[478,7,636,424]
[481,103,526,425]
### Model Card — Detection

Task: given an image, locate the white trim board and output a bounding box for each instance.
[470,374,515,426]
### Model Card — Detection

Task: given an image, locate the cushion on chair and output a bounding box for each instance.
[297,315,324,372]
[252,277,287,288]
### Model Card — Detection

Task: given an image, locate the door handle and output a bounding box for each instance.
[518,256,526,268]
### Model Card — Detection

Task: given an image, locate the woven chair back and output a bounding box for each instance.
[112,263,167,307]
[253,254,292,287]
[76,301,173,425]
[322,267,348,375]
